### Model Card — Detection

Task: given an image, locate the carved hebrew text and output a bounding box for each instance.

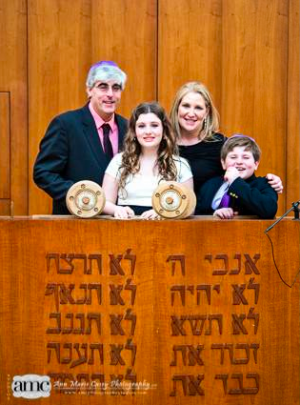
[211,343,259,365]
[171,314,223,336]
[109,249,136,276]
[109,279,137,306]
[170,375,205,396]
[167,255,186,276]
[171,284,220,306]
[215,373,259,395]
[232,308,259,335]
[45,283,102,311]
[110,309,137,335]
[46,312,101,335]
[46,253,102,275]
[47,342,104,368]
[205,253,261,275]
[170,345,204,366]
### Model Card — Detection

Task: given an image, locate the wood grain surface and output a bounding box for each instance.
[0,93,10,200]
[0,217,299,404]
[0,0,28,215]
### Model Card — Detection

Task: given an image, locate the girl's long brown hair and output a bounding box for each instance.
[119,102,179,191]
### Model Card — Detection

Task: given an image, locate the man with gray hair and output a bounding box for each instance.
[34,61,128,214]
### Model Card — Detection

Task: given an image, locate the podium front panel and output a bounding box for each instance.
[0,217,299,404]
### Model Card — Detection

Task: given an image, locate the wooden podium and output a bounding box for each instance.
[0,217,299,404]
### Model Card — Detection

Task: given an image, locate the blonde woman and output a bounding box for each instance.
[170,81,283,195]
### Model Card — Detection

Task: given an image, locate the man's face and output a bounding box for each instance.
[87,80,122,120]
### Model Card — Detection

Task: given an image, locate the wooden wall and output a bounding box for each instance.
[0,0,28,215]
[0,0,298,216]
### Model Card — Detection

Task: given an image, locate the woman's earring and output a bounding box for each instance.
[203,118,207,130]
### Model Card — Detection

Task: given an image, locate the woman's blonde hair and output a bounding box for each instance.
[119,102,178,191]
[170,81,220,141]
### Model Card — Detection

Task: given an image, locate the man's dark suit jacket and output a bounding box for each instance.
[196,174,278,219]
[33,104,128,214]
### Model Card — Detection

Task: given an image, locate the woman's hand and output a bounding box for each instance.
[113,206,135,219]
[266,173,283,194]
[213,208,237,219]
[140,209,161,220]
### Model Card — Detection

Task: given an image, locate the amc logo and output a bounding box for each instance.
[11,374,51,399]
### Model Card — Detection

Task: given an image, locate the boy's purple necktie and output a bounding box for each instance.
[219,192,230,208]
[211,181,230,210]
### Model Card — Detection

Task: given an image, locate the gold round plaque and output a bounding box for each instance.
[66,180,106,218]
[152,181,196,219]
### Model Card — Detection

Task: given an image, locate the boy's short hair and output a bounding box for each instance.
[86,61,127,90]
[221,134,261,162]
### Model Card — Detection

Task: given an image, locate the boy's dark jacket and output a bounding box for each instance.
[196,174,278,219]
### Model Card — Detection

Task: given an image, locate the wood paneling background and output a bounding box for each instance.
[287,0,300,207]
[28,0,93,214]
[27,0,157,214]
[221,0,289,215]
[91,0,157,111]
[0,0,28,215]
[0,0,298,215]
[0,93,10,198]
[158,0,223,110]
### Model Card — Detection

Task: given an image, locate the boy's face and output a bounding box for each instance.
[221,146,259,180]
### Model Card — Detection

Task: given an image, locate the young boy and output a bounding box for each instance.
[195,135,278,219]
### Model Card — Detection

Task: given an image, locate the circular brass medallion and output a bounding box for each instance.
[66,181,106,218]
[152,181,196,219]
